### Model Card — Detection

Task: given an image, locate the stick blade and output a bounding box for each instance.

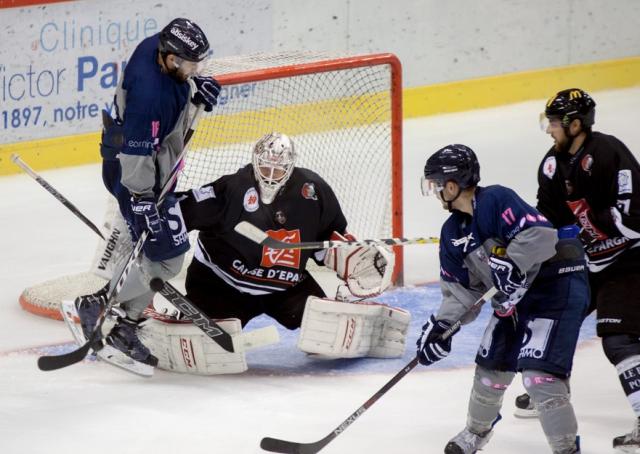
[37,342,91,371]
[234,221,269,244]
[260,438,304,454]
[260,437,328,454]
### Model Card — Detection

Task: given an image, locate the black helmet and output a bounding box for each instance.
[545,88,596,128]
[424,144,481,189]
[159,18,210,62]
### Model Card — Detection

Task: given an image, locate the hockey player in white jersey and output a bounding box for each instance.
[417,145,588,454]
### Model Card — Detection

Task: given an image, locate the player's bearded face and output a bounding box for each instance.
[542,115,569,152]
[165,55,204,82]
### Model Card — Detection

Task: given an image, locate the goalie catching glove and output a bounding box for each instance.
[323,231,395,297]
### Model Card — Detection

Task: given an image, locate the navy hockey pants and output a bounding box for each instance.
[476,257,590,378]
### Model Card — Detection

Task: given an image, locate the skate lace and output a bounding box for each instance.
[114,322,149,354]
[454,429,485,450]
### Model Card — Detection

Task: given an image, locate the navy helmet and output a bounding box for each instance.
[424,144,481,189]
[159,18,210,62]
[545,88,596,128]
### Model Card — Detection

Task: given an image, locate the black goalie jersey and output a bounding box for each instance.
[177,164,347,295]
[537,132,640,273]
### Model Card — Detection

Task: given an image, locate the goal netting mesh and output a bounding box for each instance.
[19,52,403,320]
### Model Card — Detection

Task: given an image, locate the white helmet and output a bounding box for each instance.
[252,132,296,204]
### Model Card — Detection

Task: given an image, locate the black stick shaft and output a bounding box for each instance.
[11,154,106,240]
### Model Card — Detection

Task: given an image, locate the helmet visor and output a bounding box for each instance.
[175,56,207,78]
[539,112,563,132]
[421,176,444,197]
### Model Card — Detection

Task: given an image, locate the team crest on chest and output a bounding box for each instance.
[301,182,318,200]
[451,232,475,253]
[261,229,301,269]
[542,156,556,179]
[243,187,260,212]
[581,154,594,173]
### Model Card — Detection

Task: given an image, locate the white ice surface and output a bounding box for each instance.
[1,88,639,453]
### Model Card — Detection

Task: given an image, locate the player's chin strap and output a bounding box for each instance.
[439,185,462,212]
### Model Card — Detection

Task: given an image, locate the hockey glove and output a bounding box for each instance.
[488,254,528,312]
[416,314,458,366]
[131,196,162,236]
[566,198,612,244]
[192,76,221,112]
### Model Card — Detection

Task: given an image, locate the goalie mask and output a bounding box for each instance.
[252,132,297,204]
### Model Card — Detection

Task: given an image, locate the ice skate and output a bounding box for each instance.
[74,283,109,340]
[614,418,640,453]
[444,427,493,454]
[105,316,158,367]
[513,392,539,418]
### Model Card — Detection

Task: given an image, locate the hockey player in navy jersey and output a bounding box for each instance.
[416,145,588,454]
[168,132,411,364]
[73,18,221,367]
[534,88,640,452]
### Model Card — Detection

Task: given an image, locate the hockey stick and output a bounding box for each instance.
[11,154,106,240]
[149,279,234,352]
[234,221,439,250]
[38,105,214,370]
[16,159,237,353]
[260,287,498,454]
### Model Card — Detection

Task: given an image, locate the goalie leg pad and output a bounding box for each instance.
[297,296,410,358]
[138,317,247,375]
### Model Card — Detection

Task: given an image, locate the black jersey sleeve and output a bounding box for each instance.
[536,149,575,227]
[590,135,640,237]
[316,177,348,239]
[176,176,230,232]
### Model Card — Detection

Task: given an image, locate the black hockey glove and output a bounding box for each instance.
[416,315,458,366]
[131,196,162,236]
[192,76,221,112]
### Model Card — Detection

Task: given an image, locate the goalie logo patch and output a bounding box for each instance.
[301,182,318,200]
[243,187,259,212]
[261,229,302,269]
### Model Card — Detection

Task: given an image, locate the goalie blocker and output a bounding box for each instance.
[298,296,410,358]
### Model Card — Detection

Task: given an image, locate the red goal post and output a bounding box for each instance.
[19,52,403,320]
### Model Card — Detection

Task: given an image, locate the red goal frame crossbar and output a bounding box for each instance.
[216,53,404,284]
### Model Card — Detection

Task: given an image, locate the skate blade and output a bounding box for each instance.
[60,300,89,347]
[97,345,154,378]
[513,408,539,419]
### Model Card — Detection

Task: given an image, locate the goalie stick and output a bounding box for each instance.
[149,278,233,352]
[36,104,217,371]
[234,221,439,250]
[260,287,498,454]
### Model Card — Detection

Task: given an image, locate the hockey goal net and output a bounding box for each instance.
[19,52,403,320]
